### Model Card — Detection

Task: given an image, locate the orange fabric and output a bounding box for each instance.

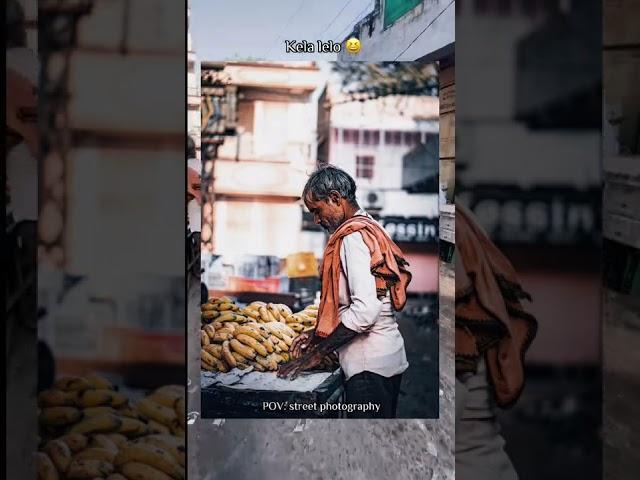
[455,203,537,407]
[316,215,412,338]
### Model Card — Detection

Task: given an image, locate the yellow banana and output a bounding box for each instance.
[235,325,266,342]
[262,337,275,354]
[77,389,114,408]
[38,389,77,408]
[120,462,173,480]
[201,360,214,372]
[221,340,237,368]
[200,330,210,346]
[115,444,184,479]
[54,376,92,392]
[74,447,116,463]
[44,439,72,474]
[148,419,171,435]
[288,323,304,332]
[216,302,234,311]
[83,406,118,417]
[216,312,236,322]
[229,339,257,360]
[136,399,177,427]
[105,434,128,449]
[39,406,82,427]
[85,374,115,390]
[154,385,183,397]
[136,434,185,467]
[201,349,216,367]
[117,405,145,421]
[202,324,216,339]
[235,334,268,357]
[212,332,233,343]
[147,390,182,409]
[203,344,223,360]
[36,452,59,480]
[243,308,260,320]
[69,413,122,435]
[254,355,277,371]
[201,310,218,320]
[248,361,266,372]
[89,434,119,454]
[280,352,290,362]
[200,302,216,311]
[117,417,149,437]
[66,459,114,479]
[268,353,285,364]
[59,433,88,453]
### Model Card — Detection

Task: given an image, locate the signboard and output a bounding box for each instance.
[458,184,601,246]
[384,0,422,28]
[378,216,438,243]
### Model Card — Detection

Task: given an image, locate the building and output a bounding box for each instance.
[316,68,441,293]
[337,0,455,63]
[202,62,325,259]
[187,4,201,159]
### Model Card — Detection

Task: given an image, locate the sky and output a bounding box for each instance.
[190,0,374,62]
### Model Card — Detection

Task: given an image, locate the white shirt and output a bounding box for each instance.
[336,210,409,380]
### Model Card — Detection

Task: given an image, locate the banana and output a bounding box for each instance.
[229,339,257,360]
[106,474,128,480]
[262,337,275,354]
[106,434,128,449]
[258,306,270,323]
[147,390,182,410]
[268,353,286,364]
[59,434,88,453]
[280,352,290,362]
[303,325,316,333]
[116,417,149,437]
[66,459,114,479]
[254,355,277,371]
[201,349,216,367]
[74,447,116,463]
[200,302,217,311]
[249,301,267,308]
[45,439,72,474]
[201,310,218,320]
[38,389,77,407]
[235,334,268,357]
[36,452,59,480]
[233,314,248,323]
[306,304,319,310]
[242,308,260,320]
[202,325,216,339]
[83,406,118,418]
[221,341,237,368]
[216,312,236,323]
[154,385,183,397]
[235,325,266,342]
[212,332,233,343]
[77,389,115,408]
[171,426,185,438]
[288,323,304,332]
[248,361,266,372]
[89,435,119,454]
[280,333,294,346]
[200,330,210,346]
[69,413,122,435]
[303,309,317,318]
[85,374,115,390]
[136,399,177,428]
[203,344,223,359]
[201,360,214,372]
[40,407,82,427]
[115,443,184,479]
[54,376,92,392]
[117,405,145,421]
[148,419,171,435]
[212,356,229,373]
[120,462,173,480]
[216,302,234,311]
[136,435,185,467]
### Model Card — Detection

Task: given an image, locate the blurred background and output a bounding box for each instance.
[456,1,602,479]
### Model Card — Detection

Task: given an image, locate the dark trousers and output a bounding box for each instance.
[344,371,403,418]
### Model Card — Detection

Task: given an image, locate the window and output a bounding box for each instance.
[363,130,380,145]
[356,156,375,179]
[333,128,340,143]
[344,129,360,144]
[403,131,422,146]
[385,131,402,145]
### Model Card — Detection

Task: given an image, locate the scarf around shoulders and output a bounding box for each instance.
[315,215,412,338]
[455,203,538,408]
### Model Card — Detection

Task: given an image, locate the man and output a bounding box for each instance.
[277,165,412,418]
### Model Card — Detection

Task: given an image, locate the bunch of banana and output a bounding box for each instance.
[37,375,185,480]
[201,296,248,325]
[241,301,296,324]
[285,303,318,333]
[201,320,297,372]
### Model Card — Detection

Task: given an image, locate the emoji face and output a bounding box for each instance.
[345,37,361,55]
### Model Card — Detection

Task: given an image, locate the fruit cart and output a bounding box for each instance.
[200,368,344,418]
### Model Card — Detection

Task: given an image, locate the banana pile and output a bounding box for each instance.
[37,375,185,480]
[201,298,338,374]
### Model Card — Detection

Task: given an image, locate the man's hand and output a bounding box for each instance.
[277,351,323,380]
[290,332,315,359]
[187,167,201,205]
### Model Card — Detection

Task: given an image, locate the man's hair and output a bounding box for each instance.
[302,165,358,205]
[187,135,196,159]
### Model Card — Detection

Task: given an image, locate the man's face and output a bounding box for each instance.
[305,192,346,234]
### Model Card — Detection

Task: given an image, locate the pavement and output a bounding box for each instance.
[188,261,455,480]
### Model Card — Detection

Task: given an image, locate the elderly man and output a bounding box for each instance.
[278,165,412,418]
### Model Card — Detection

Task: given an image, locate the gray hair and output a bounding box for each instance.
[302,165,358,205]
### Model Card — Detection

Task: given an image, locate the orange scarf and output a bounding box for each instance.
[455,203,538,407]
[316,215,412,338]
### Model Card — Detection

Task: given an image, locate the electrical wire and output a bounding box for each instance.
[393,0,454,61]
[264,0,309,59]
[316,0,355,39]
[332,0,374,42]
